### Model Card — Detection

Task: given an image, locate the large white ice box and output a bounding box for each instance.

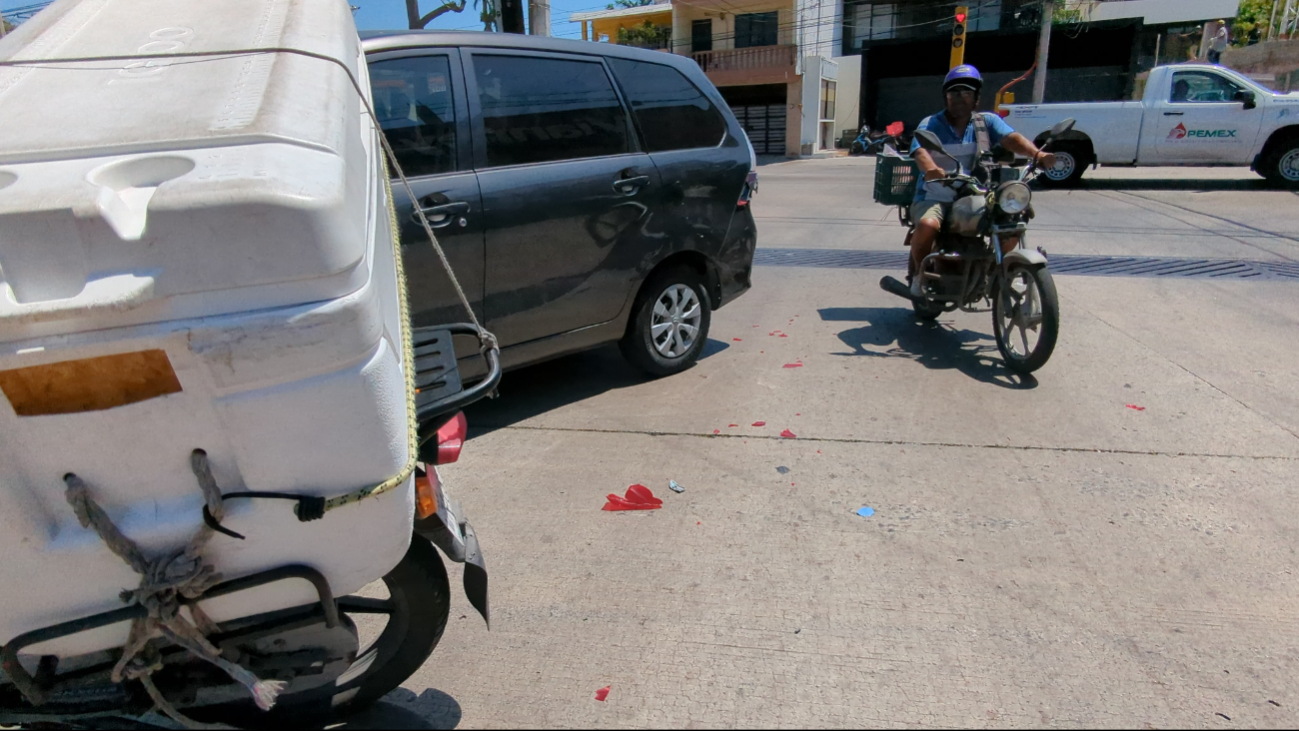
[0,0,415,657]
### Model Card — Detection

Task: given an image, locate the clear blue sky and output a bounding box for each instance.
[1,0,613,41]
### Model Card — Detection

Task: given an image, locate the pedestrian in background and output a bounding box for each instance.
[1207,20,1229,64]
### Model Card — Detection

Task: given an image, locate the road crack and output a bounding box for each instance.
[476,424,1299,461]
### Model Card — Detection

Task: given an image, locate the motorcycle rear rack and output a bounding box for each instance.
[413,324,501,438]
[0,564,339,710]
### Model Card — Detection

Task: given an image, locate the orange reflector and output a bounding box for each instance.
[415,471,438,519]
[0,349,182,416]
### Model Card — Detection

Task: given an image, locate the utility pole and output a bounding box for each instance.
[1032,1,1053,104]
[528,0,550,36]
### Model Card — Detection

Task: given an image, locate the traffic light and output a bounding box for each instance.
[950,6,969,69]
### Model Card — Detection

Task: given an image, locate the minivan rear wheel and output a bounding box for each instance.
[620,265,712,378]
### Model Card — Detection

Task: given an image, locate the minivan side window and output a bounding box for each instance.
[472,55,631,168]
[608,58,727,153]
[369,55,457,177]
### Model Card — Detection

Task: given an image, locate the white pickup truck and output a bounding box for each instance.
[1003,63,1299,188]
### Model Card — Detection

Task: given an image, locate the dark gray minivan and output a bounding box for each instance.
[362,31,757,377]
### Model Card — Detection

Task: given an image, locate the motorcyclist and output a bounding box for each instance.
[908,64,1056,296]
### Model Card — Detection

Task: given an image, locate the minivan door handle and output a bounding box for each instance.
[413,200,470,228]
[613,175,650,195]
[1163,111,1184,116]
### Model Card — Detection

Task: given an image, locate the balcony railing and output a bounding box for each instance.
[690,44,797,74]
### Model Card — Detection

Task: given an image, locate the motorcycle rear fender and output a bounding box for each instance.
[413,470,490,627]
[1003,248,1047,267]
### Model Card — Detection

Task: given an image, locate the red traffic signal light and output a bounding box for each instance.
[955,12,966,23]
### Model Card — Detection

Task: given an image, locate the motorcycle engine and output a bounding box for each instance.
[949,194,987,237]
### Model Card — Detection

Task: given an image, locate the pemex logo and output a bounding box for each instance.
[1168,122,1188,140]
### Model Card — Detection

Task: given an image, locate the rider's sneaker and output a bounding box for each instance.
[909,275,924,298]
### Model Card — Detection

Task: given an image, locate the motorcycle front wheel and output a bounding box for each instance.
[992,265,1060,373]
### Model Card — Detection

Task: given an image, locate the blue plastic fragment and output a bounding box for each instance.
[856,506,875,517]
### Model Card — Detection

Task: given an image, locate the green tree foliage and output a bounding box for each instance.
[616,19,672,49]
[606,0,655,10]
[1230,0,1278,46]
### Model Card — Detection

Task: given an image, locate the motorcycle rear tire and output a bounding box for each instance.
[238,535,451,727]
[330,535,451,715]
[911,298,944,321]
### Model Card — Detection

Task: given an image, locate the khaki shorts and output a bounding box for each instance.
[910,200,950,226]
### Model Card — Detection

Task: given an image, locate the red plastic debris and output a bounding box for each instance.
[728,423,739,427]
[733,338,742,342]
[1125,404,1146,411]
[780,429,797,439]
[713,429,721,434]
[595,686,610,701]
[779,333,788,338]
[603,485,663,511]
[782,363,803,369]
[752,421,766,427]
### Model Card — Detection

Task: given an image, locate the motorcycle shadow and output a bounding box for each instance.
[819,306,1037,390]
[333,688,462,729]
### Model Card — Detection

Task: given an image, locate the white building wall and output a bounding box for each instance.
[834,53,862,145]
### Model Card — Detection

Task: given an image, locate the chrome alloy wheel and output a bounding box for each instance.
[650,283,702,358]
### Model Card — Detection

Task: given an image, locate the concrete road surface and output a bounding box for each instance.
[345,161,1299,730]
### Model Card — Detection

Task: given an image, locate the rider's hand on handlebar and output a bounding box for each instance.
[1035,151,1057,169]
[923,167,947,182]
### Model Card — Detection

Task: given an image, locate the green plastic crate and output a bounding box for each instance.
[873,155,919,206]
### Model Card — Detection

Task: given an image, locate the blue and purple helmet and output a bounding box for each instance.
[943,64,983,93]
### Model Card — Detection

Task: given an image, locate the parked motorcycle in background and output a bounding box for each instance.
[851,121,909,156]
[877,119,1078,374]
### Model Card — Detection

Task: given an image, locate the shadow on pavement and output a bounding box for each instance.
[333,688,462,729]
[1066,177,1272,192]
[819,306,1036,390]
[465,339,730,435]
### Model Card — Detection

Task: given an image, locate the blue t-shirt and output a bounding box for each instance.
[910,111,1016,203]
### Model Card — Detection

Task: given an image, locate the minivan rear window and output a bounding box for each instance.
[608,58,727,153]
[472,55,631,168]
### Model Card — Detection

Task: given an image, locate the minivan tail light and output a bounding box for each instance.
[738,171,758,209]
[433,411,467,464]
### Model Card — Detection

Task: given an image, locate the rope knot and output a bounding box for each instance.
[63,456,286,727]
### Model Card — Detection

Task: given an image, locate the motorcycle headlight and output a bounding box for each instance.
[998,182,1032,214]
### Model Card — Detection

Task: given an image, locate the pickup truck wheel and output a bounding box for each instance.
[1038,144,1087,188]
[1262,141,1299,189]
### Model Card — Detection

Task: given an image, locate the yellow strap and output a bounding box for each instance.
[320,159,419,515]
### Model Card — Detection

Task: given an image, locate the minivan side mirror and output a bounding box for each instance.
[1235,89,1257,110]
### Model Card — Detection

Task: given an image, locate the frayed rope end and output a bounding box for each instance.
[251,679,287,711]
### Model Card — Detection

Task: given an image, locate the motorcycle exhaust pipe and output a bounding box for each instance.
[879,275,921,302]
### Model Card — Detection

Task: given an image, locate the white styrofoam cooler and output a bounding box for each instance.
[0,0,414,657]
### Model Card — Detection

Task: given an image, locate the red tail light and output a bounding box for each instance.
[433,411,467,464]
[738,170,758,209]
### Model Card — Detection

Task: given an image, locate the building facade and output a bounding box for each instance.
[842,0,1241,133]
[572,0,862,157]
